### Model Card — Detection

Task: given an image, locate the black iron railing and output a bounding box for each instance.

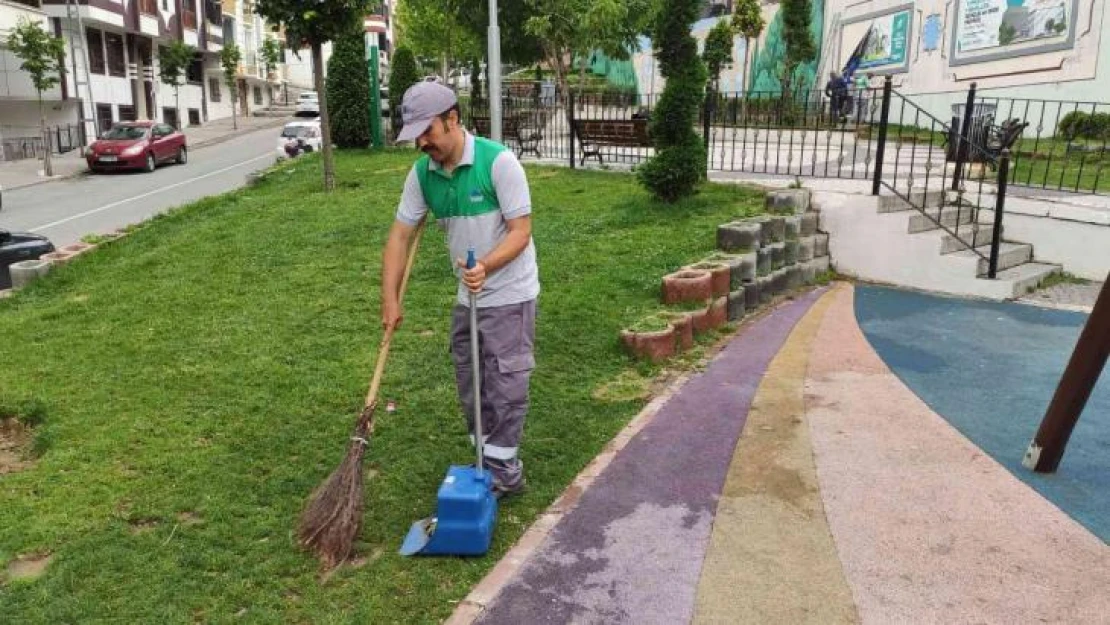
[975,94,1110,195]
[0,124,86,162]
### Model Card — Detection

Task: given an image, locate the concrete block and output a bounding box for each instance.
[765,189,811,214]
[757,247,773,276]
[717,221,761,252]
[739,251,757,281]
[784,239,799,266]
[10,260,51,289]
[797,236,815,262]
[727,288,746,321]
[800,212,819,237]
[768,242,785,270]
[767,216,786,243]
[772,268,789,295]
[783,215,800,240]
[814,232,829,258]
[801,262,817,284]
[786,265,803,290]
[743,279,760,310]
[809,256,831,275]
[757,275,773,305]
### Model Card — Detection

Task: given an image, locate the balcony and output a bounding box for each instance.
[183,9,197,30]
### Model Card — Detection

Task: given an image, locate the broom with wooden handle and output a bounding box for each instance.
[297,221,425,569]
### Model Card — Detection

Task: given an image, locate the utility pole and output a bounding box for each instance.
[487,0,502,143]
[1022,275,1110,473]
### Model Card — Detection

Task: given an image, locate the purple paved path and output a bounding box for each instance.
[477,290,824,625]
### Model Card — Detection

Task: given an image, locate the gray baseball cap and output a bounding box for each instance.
[395,82,458,143]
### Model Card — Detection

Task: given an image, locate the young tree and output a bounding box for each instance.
[780,0,816,96]
[260,36,282,79]
[220,44,242,130]
[159,41,196,129]
[731,0,764,93]
[637,0,706,203]
[326,24,371,147]
[396,0,478,83]
[8,17,66,177]
[388,47,419,138]
[703,19,733,90]
[254,0,370,191]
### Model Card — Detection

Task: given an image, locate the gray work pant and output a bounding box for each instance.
[450,299,536,487]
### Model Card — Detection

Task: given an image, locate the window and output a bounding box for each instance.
[188,109,201,126]
[95,104,114,134]
[118,106,137,122]
[161,0,168,11]
[104,32,126,78]
[86,29,105,75]
[253,86,262,105]
[139,0,157,16]
[209,77,221,102]
[186,55,203,84]
[162,108,178,129]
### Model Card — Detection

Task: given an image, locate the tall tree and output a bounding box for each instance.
[702,18,733,91]
[159,41,196,129]
[637,0,705,202]
[220,44,242,130]
[254,0,370,191]
[8,17,66,177]
[395,0,478,82]
[780,0,816,95]
[731,0,764,93]
[326,25,371,147]
[388,47,420,138]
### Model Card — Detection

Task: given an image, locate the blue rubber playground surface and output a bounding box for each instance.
[855,285,1109,543]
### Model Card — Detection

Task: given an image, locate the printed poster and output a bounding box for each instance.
[860,11,910,69]
[957,0,1069,52]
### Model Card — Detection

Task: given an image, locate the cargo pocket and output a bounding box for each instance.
[497,352,535,374]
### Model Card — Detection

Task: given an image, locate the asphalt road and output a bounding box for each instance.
[1,125,280,247]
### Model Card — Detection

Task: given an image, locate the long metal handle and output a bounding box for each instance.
[467,248,484,474]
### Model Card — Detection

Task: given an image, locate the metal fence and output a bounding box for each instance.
[976,95,1110,194]
[0,124,87,162]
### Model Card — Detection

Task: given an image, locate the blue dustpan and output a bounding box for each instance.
[400,249,500,557]
[399,465,498,556]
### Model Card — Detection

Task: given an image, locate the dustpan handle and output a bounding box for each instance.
[467,248,485,475]
[365,220,425,408]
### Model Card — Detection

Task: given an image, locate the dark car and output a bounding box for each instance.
[0,229,54,289]
[86,121,187,173]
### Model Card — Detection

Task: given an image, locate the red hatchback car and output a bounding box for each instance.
[86,121,187,173]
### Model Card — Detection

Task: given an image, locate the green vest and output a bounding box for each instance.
[415,136,507,220]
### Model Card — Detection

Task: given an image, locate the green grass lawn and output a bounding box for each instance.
[0,150,764,623]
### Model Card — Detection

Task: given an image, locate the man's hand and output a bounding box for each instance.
[382,298,403,331]
[456,258,487,293]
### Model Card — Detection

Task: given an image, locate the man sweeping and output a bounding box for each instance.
[381,82,538,499]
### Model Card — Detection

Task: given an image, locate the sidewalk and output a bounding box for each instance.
[0,115,289,192]
[450,283,1109,624]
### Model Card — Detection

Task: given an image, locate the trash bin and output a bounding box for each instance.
[947,102,997,162]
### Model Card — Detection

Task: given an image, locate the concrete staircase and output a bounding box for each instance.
[816,189,1060,300]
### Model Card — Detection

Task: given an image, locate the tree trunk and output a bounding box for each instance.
[175,86,181,129]
[742,39,751,94]
[313,41,335,192]
[231,83,238,130]
[40,96,53,177]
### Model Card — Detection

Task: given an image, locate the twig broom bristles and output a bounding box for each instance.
[297,222,425,569]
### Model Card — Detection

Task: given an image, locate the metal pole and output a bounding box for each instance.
[952,82,977,192]
[1023,275,1110,473]
[366,35,383,148]
[488,0,502,143]
[987,149,1009,279]
[871,76,892,196]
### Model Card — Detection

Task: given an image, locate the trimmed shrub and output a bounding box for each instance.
[388,48,419,138]
[326,27,370,148]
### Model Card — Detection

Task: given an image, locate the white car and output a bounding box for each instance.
[276,119,322,160]
[295,92,320,117]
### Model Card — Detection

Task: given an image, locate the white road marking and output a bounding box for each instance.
[29,153,275,232]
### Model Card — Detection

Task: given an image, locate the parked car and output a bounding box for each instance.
[276,119,322,160]
[0,228,54,289]
[85,121,186,173]
[295,92,320,117]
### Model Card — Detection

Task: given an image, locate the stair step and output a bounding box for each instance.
[878,190,945,213]
[950,242,1032,275]
[995,262,1062,298]
[908,205,976,233]
[940,225,997,253]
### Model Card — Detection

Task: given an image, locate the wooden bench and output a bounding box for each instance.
[572,118,651,164]
[471,110,549,157]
